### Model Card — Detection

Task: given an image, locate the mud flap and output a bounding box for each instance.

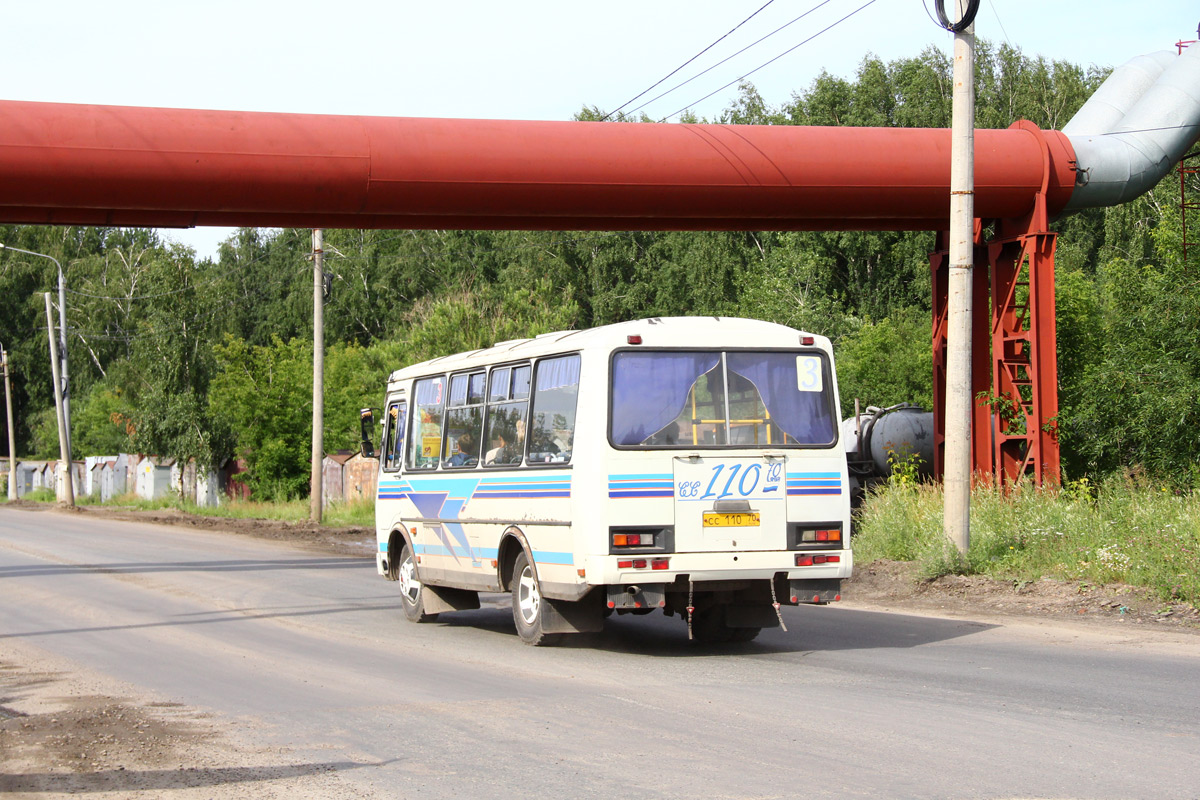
[788,578,842,605]
[606,584,667,611]
[541,589,605,634]
[421,585,481,615]
[725,604,781,629]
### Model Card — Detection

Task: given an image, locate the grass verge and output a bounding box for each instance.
[15,491,374,528]
[854,479,1200,607]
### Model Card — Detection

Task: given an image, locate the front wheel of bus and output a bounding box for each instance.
[511,552,559,646]
[397,542,438,623]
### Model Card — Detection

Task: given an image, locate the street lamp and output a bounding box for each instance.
[0,339,15,500]
[0,243,73,496]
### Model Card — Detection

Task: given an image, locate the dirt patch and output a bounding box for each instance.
[845,558,1200,631]
[0,646,374,799]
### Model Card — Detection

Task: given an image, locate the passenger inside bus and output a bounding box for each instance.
[446,433,477,466]
[485,424,523,465]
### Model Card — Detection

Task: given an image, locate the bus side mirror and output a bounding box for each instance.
[360,408,377,459]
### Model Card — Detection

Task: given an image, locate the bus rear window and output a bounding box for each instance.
[610,350,836,448]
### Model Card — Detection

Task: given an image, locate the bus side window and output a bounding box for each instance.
[391,402,407,469]
[483,364,530,466]
[443,372,484,468]
[528,355,580,464]
[408,376,445,470]
[382,401,406,471]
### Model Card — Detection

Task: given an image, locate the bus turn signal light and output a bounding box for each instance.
[612,532,653,547]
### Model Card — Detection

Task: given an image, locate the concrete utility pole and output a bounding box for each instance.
[944,0,976,555]
[309,229,325,523]
[2,344,15,500]
[44,293,74,506]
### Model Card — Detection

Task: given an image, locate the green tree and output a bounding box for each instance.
[209,336,312,499]
[834,307,934,415]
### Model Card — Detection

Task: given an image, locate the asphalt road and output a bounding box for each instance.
[2,505,1199,799]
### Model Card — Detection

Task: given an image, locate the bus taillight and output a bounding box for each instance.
[796,554,841,566]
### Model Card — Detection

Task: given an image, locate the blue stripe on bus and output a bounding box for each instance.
[401,477,484,493]
[609,490,674,498]
[532,550,574,565]
[413,543,570,566]
[477,482,573,490]
[608,482,672,490]
[415,544,499,559]
[474,491,571,499]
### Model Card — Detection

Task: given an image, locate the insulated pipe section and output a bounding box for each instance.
[1064,45,1200,212]
[0,100,1076,231]
[1062,51,1176,136]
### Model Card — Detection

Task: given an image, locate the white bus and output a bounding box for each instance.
[360,316,852,645]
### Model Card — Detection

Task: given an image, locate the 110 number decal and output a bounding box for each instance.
[676,462,782,501]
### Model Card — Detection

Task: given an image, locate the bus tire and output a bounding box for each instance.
[397,542,439,623]
[511,551,559,646]
[727,626,762,643]
[690,606,732,643]
[690,605,759,644]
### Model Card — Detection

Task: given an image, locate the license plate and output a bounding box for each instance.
[702,511,760,527]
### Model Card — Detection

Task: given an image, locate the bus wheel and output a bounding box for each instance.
[511,552,559,646]
[727,626,762,643]
[691,605,761,644]
[397,542,438,623]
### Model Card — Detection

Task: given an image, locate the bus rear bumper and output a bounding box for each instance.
[592,549,852,585]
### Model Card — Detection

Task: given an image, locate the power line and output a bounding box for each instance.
[601,1,777,122]
[985,0,1011,47]
[626,0,838,119]
[657,0,881,122]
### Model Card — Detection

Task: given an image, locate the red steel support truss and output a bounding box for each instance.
[987,229,1061,485]
[932,132,1062,487]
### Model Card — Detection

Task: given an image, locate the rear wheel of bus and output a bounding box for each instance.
[511,551,559,646]
[397,542,439,623]
[691,604,761,644]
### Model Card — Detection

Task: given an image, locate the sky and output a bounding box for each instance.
[4,0,1197,259]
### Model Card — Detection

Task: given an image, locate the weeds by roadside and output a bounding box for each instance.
[853,479,1200,607]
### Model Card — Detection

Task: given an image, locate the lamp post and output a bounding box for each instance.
[0,244,73,500]
[1,340,15,500]
[0,244,71,446]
